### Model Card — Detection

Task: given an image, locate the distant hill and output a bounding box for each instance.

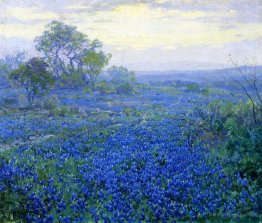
[135,66,262,83]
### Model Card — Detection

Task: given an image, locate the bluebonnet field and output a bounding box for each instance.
[0,21,261,223]
[0,83,260,223]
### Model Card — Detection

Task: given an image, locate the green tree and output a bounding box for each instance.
[0,51,26,86]
[107,66,136,94]
[35,21,104,88]
[9,57,54,106]
[82,51,111,90]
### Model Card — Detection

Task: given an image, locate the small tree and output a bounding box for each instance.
[82,51,111,90]
[9,57,54,106]
[0,51,26,87]
[107,66,136,94]
[228,56,262,125]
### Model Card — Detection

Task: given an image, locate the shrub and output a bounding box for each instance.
[186,83,200,92]
[35,94,59,110]
[0,91,26,108]
[190,97,262,214]
[107,66,136,94]
[83,86,93,94]
[115,82,134,94]
[222,102,262,181]
[59,72,85,89]
[98,81,111,95]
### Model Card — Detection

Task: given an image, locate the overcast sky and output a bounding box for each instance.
[0,0,262,71]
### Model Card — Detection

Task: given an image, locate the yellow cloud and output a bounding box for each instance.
[110,3,208,18]
[6,7,58,21]
[65,5,90,10]
[0,24,45,39]
[76,3,262,50]
[110,4,159,18]
[1,3,262,52]
[155,0,168,3]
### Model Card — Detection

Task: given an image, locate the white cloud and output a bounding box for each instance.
[0,0,261,70]
[65,5,90,10]
[6,7,59,21]
[0,23,45,39]
[71,3,262,50]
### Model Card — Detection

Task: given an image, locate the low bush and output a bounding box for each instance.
[188,97,262,217]
[0,91,26,108]
[35,94,59,110]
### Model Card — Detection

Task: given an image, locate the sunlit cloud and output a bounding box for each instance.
[71,3,262,50]
[65,5,90,10]
[6,7,58,21]
[0,23,45,39]
[0,0,261,70]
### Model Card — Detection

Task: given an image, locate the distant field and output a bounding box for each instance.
[1,77,260,222]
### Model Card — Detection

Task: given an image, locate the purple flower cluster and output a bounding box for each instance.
[0,116,94,143]
[0,120,253,222]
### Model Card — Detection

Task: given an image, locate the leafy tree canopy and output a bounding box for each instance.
[9,57,54,106]
[35,21,102,79]
[82,51,111,89]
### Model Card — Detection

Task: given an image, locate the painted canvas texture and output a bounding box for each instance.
[0,1,261,222]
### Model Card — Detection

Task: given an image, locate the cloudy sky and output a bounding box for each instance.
[0,0,262,71]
